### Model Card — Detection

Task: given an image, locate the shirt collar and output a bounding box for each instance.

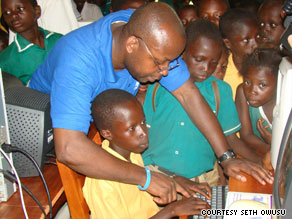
[14,27,54,53]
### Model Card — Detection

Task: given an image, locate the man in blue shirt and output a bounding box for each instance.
[30,2,273,204]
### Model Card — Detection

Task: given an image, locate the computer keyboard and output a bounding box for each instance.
[188,185,229,219]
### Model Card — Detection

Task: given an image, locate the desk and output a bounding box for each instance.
[0,163,66,218]
[229,171,273,194]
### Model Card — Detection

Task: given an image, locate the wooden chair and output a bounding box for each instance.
[56,123,102,219]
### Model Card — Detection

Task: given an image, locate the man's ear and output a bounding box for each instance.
[126,36,139,53]
[100,129,112,140]
[181,50,185,60]
[223,38,231,50]
[35,5,41,20]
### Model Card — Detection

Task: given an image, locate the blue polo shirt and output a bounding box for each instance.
[29,9,189,134]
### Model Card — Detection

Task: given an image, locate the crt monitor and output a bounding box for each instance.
[271,57,292,169]
[273,109,292,219]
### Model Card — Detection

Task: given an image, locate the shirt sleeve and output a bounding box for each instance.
[49,39,100,133]
[217,80,241,135]
[159,56,190,92]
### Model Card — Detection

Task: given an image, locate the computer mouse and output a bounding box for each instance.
[228,199,270,210]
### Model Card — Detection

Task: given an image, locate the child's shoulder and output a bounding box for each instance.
[0,41,17,59]
[202,76,232,92]
[40,27,63,40]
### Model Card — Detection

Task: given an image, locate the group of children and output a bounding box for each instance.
[0,0,287,218]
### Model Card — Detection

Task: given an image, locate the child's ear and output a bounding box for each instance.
[35,5,41,20]
[100,129,113,140]
[126,36,139,53]
[223,38,231,50]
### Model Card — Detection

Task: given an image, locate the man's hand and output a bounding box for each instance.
[221,158,274,185]
[173,175,211,200]
[257,118,272,145]
[146,171,180,205]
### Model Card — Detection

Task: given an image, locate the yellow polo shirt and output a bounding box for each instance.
[0,0,7,32]
[83,140,159,219]
[224,54,243,100]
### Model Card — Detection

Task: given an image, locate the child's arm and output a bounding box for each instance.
[257,118,272,144]
[150,196,210,219]
[235,84,270,154]
[226,133,262,163]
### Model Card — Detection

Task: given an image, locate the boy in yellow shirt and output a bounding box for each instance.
[83,89,210,219]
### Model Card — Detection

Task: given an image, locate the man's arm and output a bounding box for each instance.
[54,128,189,204]
[171,79,273,184]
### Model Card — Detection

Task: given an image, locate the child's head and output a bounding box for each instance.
[92,89,148,155]
[240,48,281,108]
[212,43,229,80]
[183,19,223,83]
[230,0,261,14]
[110,0,147,12]
[1,0,40,34]
[74,0,86,13]
[197,0,229,27]
[219,8,260,61]
[258,0,285,48]
[0,29,8,52]
[177,5,198,29]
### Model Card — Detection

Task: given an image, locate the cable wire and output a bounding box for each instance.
[0,147,29,219]
[44,160,57,166]
[0,169,47,219]
[1,144,53,219]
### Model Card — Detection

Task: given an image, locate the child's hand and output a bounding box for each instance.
[261,150,273,171]
[166,196,210,217]
[173,175,211,200]
[257,118,272,144]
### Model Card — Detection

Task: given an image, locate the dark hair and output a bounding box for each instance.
[241,48,282,77]
[1,0,38,8]
[198,0,230,11]
[91,89,137,130]
[185,19,222,48]
[177,4,197,15]
[111,0,148,12]
[219,8,258,39]
[0,29,8,41]
[230,0,260,13]
[30,0,38,7]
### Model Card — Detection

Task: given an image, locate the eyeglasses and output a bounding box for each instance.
[135,36,180,73]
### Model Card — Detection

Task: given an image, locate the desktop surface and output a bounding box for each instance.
[0,162,66,218]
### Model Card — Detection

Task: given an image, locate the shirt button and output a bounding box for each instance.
[175,150,179,155]
[180,122,184,126]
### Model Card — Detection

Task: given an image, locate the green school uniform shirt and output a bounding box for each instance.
[0,27,62,85]
[142,76,241,178]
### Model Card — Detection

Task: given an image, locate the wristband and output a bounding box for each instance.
[138,167,151,190]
